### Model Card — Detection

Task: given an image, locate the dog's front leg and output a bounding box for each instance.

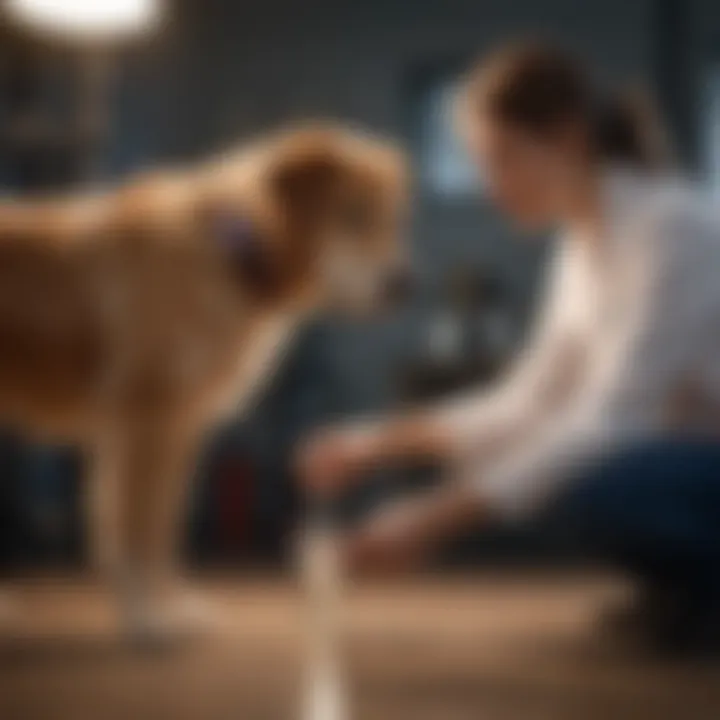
[108,420,210,644]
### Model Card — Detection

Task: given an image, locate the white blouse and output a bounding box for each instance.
[436,168,720,518]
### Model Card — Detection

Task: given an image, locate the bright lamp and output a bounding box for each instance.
[6,0,162,41]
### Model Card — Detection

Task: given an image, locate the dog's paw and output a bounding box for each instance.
[122,590,221,649]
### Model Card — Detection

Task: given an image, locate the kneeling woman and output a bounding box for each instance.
[297,42,720,654]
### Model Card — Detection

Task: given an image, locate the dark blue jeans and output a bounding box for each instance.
[544,438,720,606]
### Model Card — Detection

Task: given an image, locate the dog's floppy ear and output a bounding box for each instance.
[203,130,349,301]
[269,133,343,234]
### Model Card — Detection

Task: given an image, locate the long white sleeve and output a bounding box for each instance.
[472,200,719,518]
[430,242,584,457]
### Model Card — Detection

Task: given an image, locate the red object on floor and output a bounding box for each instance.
[215,457,254,555]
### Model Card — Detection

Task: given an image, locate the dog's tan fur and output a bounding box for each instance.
[0,125,408,639]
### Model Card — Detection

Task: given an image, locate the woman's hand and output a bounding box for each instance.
[343,486,486,576]
[343,497,440,574]
[295,423,382,495]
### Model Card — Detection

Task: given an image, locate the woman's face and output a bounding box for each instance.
[466,115,584,231]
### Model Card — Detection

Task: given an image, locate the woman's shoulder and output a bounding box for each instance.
[620,172,716,248]
[624,175,720,284]
[644,173,716,226]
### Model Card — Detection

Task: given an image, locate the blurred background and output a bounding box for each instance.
[0,0,718,574]
[2,3,720,719]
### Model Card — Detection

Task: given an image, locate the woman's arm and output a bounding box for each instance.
[462,202,708,519]
[295,412,451,494]
[297,242,581,493]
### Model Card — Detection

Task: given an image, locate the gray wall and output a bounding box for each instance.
[116,0,662,414]
[681,0,720,168]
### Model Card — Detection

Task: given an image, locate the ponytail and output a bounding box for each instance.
[592,88,672,171]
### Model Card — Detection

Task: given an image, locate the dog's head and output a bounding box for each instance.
[204,125,411,315]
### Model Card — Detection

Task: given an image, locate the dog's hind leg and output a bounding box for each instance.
[86,439,123,581]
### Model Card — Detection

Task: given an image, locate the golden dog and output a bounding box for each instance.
[0,125,409,641]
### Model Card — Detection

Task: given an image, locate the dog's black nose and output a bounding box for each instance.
[383,267,415,306]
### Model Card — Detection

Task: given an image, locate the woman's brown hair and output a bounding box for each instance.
[462,41,671,171]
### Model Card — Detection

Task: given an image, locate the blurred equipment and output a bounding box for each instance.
[4,0,165,182]
[402,265,515,402]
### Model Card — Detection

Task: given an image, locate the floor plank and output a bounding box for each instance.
[0,575,718,720]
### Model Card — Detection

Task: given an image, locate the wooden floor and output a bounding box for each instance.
[0,575,718,720]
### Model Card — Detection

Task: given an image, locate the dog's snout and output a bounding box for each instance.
[383,267,415,306]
